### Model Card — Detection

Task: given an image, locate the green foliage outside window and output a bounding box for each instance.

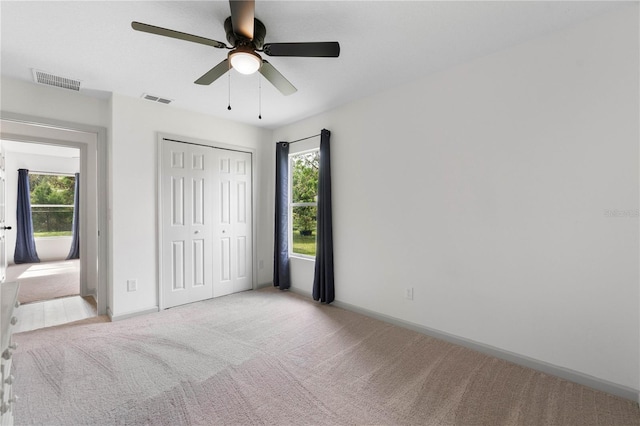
[29,174,75,238]
[291,151,319,256]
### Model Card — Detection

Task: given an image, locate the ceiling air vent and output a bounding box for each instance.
[32,69,81,91]
[142,93,173,105]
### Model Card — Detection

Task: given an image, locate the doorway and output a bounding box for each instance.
[3,143,80,288]
[159,137,253,309]
[1,141,93,331]
[0,114,108,321]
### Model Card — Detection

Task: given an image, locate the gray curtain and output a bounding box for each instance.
[66,173,80,260]
[312,129,335,303]
[14,169,40,264]
[273,142,290,289]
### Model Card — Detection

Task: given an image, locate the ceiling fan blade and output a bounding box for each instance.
[229,0,255,40]
[194,59,230,85]
[132,22,228,49]
[259,60,297,96]
[263,42,340,58]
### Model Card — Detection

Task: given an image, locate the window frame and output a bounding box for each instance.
[288,148,319,259]
[29,172,76,239]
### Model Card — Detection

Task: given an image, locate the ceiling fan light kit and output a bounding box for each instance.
[228,48,262,75]
[132,0,340,103]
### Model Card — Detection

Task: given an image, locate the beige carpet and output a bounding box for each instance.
[9,259,80,304]
[13,288,640,425]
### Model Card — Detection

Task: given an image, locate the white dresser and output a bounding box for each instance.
[0,282,19,426]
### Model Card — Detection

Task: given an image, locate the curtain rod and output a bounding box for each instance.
[28,170,76,176]
[287,133,321,145]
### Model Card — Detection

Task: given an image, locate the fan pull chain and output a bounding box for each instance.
[258,74,262,120]
[227,67,232,111]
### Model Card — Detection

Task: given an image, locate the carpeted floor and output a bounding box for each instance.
[12,288,640,425]
[8,259,80,304]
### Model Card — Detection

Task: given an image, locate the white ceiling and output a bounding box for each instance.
[0,1,628,129]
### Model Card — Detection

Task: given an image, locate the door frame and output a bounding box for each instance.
[156,132,257,310]
[0,112,108,316]
[0,145,6,283]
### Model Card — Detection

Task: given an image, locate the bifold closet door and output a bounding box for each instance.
[212,150,253,298]
[161,140,253,308]
[161,140,214,308]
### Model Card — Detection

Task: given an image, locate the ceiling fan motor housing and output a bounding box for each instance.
[224,17,266,49]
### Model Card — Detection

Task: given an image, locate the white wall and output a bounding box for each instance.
[0,77,109,128]
[109,94,273,317]
[272,6,639,392]
[4,151,79,263]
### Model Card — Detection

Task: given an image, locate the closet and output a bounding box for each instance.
[159,139,253,308]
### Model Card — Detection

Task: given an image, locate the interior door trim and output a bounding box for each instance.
[0,112,108,316]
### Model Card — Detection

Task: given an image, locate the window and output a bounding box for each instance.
[290,149,319,257]
[29,173,76,238]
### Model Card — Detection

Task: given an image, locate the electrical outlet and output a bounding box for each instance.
[259,260,264,269]
[404,287,414,300]
[127,279,137,292]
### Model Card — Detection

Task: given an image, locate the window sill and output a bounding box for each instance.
[289,254,315,262]
[35,236,72,240]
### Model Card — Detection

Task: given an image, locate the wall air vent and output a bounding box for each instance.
[32,69,81,91]
[142,93,173,105]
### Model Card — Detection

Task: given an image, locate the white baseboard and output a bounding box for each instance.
[288,287,639,404]
[108,306,159,322]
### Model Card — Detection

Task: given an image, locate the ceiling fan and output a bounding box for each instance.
[132,0,340,96]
